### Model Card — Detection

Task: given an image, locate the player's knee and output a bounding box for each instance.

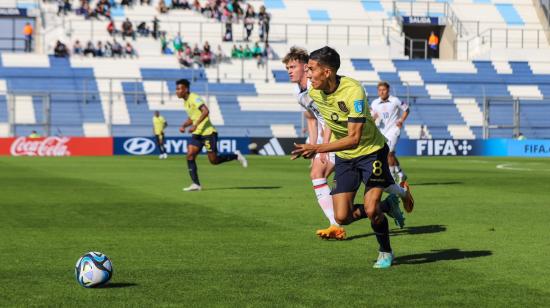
[309,169,324,179]
[186,153,196,160]
[366,207,377,220]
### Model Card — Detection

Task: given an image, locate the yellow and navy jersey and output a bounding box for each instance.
[153,115,166,135]
[183,92,216,136]
[308,76,386,159]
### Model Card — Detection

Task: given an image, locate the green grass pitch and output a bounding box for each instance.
[1,156,550,306]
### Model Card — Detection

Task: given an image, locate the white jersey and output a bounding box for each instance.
[370,95,409,135]
[294,80,326,129]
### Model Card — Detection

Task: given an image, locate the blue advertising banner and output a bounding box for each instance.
[396,139,550,157]
[114,137,251,155]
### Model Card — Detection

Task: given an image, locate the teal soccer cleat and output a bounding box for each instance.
[373,252,394,269]
[384,194,405,229]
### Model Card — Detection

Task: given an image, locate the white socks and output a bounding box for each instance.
[312,178,338,226]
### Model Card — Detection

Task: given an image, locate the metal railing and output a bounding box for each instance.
[65,19,395,47]
[464,28,550,59]
[0,37,29,52]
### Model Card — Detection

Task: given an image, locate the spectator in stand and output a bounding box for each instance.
[222,12,233,42]
[107,20,117,36]
[231,44,240,58]
[258,5,270,42]
[54,40,69,57]
[73,40,83,55]
[243,44,252,58]
[201,46,212,67]
[160,32,170,54]
[121,0,132,7]
[125,42,137,57]
[96,41,104,57]
[104,41,113,57]
[57,0,69,16]
[96,0,112,19]
[137,21,150,36]
[203,41,211,54]
[178,49,193,67]
[152,16,160,39]
[140,0,151,4]
[112,40,123,57]
[83,40,96,56]
[173,33,183,53]
[23,22,33,52]
[122,18,136,40]
[232,0,243,20]
[192,0,201,12]
[172,0,189,9]
[251,41,261,58]
[243,4,255,42]
[157,0,169,13]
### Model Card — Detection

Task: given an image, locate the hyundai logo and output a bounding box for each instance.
[123,138,156,155]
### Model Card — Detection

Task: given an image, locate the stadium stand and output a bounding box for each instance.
[1,0,549,139]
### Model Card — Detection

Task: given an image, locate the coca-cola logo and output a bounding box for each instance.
[10,137,71,156]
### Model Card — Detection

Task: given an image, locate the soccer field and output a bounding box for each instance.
[1,156,550,306]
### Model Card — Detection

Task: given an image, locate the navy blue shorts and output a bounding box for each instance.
[189,133,218,153]
[331,144,394,195]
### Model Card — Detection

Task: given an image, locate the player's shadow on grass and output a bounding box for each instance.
[98,282,138,288]
[208,186,281,191]
[394,249,492,265]
[346,224,447,241]
[412,181,463,186]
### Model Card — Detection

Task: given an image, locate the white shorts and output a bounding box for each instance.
[383,126,401,152]
[314,151,336,164]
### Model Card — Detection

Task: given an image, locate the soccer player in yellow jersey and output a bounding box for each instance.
[292,47,414,268]
[175,79,248,192]
[153,111,168,159]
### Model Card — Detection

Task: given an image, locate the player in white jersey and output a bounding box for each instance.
[283,47,345,239]
[370,81,409,183]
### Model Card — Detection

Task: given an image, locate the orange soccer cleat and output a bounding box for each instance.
[316,225,346,240]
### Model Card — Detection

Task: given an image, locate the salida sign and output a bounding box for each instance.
[0,137,113,156]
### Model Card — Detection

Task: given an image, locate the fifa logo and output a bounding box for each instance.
[416,140,473,156]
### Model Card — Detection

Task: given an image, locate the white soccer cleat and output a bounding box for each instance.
[159,154,164,159]
[235,150,248,168]
[163,153,168,159]
[183,183,202,192]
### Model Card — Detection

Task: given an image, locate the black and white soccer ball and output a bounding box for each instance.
[75,252,113,288]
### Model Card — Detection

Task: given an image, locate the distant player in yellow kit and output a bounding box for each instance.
[175,79,248,192]
[153,111,168,159]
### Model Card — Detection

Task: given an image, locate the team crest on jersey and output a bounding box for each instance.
[354,99,364,113]
[337,101,349,113]
[330,113,339,121]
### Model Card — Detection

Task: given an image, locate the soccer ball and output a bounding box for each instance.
[75,252,113,288]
